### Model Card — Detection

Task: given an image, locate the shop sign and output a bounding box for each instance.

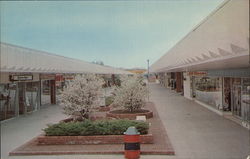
[40,74,55,80]
[64,75,75,80]
[9,75,33,81]
[188,71,207,76]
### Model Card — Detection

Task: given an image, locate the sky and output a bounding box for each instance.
[1,0,223,69]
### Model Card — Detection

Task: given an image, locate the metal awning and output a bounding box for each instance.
[150,0,249,73]
[0,42,132,75]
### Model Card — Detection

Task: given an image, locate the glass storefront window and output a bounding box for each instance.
[195,77,222,109]
[242,78,250,122]
[41,80,51,106]
[232,78,241,85]
[223,78,231,111]
[26,82,39,112]
[0,84,17,121]
[195,77,221,92]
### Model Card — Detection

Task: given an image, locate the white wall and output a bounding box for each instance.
[183,74,192,100]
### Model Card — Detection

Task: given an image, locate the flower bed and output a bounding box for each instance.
[39,119,153,145]
[106,109,153,119]
[44,119,149,136]
[98,106,111,112]
[37,134,153,145]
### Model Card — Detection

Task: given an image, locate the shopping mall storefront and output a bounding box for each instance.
[0,73,41,121]
[222,77,250,121]
[187,69,250,123]
[208,68,250,123]
[0,72,64,121]
[40,74,57,106]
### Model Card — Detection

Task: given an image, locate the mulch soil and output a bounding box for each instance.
[9,102,175,156]
[109,109,150,114]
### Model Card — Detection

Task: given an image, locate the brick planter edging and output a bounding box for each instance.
[37,134,153,145]
[106,110,153,119]
[98,106,111,112]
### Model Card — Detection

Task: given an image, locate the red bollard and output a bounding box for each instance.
[124,127,140,159]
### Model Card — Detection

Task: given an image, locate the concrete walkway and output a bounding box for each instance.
[1,83,249,159]
[149,83,250,159]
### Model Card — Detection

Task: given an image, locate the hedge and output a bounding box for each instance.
[105,96,114,106]
[44,119,149,136]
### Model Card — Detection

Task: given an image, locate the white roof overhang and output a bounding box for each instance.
[150,0,249,73]
[0,42,132,75]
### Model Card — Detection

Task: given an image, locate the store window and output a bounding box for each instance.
[223,77,231,111]
[231,78,243,118]
[195,77,222,109]
[26,82,39,112]
[0,84,17,121]
[41,80,51,105]
[242,78,250,122]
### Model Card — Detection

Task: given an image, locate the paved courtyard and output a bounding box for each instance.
[149,83,249,159]
[1,83,249,159]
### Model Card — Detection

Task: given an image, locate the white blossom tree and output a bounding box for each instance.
[113,75,149,112]
[60,74,104,120]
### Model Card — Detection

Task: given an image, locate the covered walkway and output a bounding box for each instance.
[149,83,249,158]
[1,83,249,159]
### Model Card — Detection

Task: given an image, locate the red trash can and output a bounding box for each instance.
[124,127,140,159]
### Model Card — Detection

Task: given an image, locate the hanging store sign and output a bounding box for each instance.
[40,74,55,80]
[64,74,75,80]
[9,75,33,81]
[188,71,207,76]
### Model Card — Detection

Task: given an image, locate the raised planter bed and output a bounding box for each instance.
[106,109,153,120]
[37,134,153,145]
[98,106,111,112]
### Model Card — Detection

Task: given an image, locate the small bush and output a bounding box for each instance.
[105,96,114,106]
[44,119,149,136]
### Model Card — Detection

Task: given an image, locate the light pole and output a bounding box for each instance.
[147,59,149,101]
[147,59,149,82]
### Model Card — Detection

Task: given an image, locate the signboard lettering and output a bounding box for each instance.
[10,75,33,81]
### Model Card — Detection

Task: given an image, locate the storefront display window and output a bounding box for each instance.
[223,78,231,111]
[26,82,39,112]
[242,78,250,122]
[41,80,51,106]
[0,84,17,121]
[195,77,222,109]
[195,77,221,92]
[55,74,64,95]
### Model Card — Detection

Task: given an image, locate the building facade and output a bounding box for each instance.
[0,43,131,121]
[152,0,250,128]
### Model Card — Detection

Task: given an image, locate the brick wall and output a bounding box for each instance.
[37,134,154,145]
[106,111,153,119]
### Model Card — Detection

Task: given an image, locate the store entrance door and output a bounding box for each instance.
[18,82,26,115]
[232,85,242,118]
[191,76,196,98]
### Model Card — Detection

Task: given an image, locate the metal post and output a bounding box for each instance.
[24,82,27,115]
[147,59,150,101]
[147,59,149,82]
[15,82,19,117]
[38,80,41,110]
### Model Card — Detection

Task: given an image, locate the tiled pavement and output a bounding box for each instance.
[1,83,250,159]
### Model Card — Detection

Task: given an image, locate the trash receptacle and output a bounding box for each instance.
[124,126,140,159]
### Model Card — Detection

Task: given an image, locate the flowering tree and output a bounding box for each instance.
[60,74,104,120]
[113,75,149,112]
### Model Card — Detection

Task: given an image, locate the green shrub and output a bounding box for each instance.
[44,119,149,136]
[105,96,114,106]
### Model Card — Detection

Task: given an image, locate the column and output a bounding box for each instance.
[50,80,56,104]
